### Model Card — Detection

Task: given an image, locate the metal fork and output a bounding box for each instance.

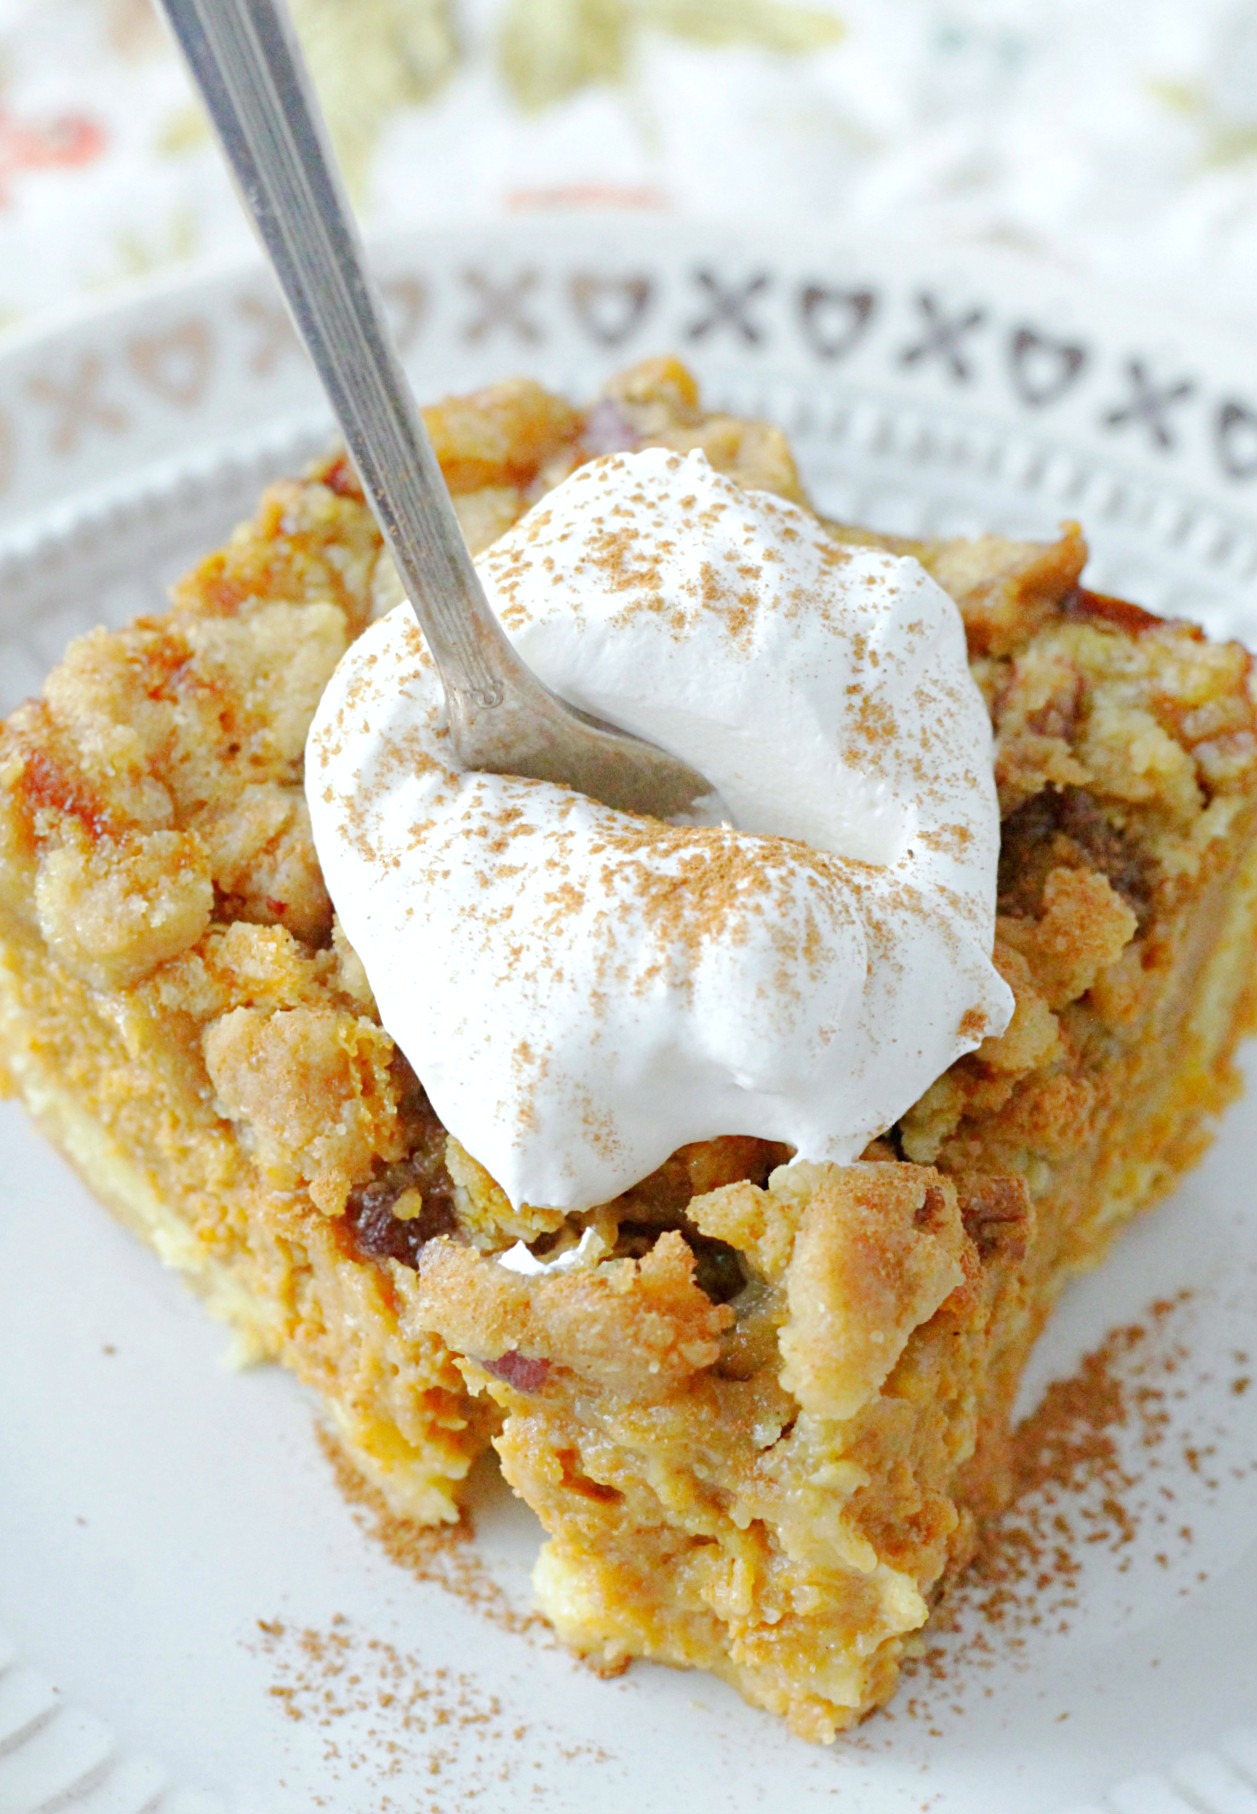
[157,0,710,820]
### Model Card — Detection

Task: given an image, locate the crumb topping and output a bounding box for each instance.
[2,354,1254,1250]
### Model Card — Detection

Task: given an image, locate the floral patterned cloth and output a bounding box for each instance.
[0,0,1254,342]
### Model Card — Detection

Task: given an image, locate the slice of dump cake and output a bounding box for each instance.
[2,356,1256,1740]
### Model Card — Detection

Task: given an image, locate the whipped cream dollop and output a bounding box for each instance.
[306,449,1012,1212]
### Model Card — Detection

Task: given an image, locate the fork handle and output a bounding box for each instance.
[157,0,517,712]
[158,0,712,820]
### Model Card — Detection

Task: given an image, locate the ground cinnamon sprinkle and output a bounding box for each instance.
[315,1427,546,1642]
[242,1288,1251,1784]
[248,1613,610,1813]
[897,1288,1255,1722]
[243,1440,616,1805]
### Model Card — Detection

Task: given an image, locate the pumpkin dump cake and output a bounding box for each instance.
[3,357,1257,1741]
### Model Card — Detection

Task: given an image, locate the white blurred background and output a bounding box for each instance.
[0,0,1254,338]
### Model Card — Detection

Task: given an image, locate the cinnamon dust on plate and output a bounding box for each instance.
[249,1613,610,1814]
[251,1292,1249,1782]
[898,1288,1254,1725]
[315,1427,546,1641]
[250,1438,608,1810]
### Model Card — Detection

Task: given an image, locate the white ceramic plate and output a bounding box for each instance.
[1,220,1256,1814]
